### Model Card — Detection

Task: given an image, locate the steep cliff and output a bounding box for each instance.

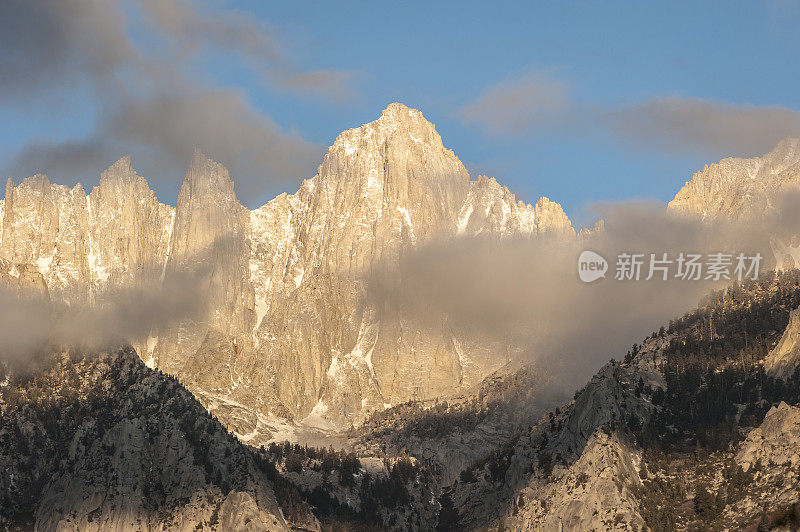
[765,306,800,380]
[668,137,800,221]
[0,103,574,432]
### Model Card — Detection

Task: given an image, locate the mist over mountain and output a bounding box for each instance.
[3,102,800,530]
[0,104,577,436]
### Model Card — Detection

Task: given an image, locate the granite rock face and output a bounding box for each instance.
[0,348,289,531]
[765,307,800,380]
[668,137,800,221]
[667,137,800,270]
[242,104,574,429]
[736,401,800,472]
[0,158,173,304]
[0,103,575,431]
[512,431,645,532]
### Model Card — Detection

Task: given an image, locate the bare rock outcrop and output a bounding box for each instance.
[765,307,800,380]
[668,137,800,221]
[736,401,800,472]
[0,160,174,305]
[511,431,644,531]
[0,103,576,431]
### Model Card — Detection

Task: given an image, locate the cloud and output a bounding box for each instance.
[458,70,571,135]
[136,0,358,101]
[136,0,283,63]
[279,70,361,102]
[607,97,800,157]
[4,88,322,201]
[0,267,205,364]
[365,194,800,395]
[0,0,346,199]
[104,89,321,196]
[0,236,236,364]
[6,139,115,183]
[0,0,133,99]
[459,70,800,156]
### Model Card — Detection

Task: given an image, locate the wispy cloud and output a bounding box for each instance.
[607,97,800,157]
[136,0,359,101]
[0,235,239,363]
[279,70,362,103]
[458,70,571,136]
[459,69,800,157]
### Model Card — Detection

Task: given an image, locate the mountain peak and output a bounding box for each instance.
[328,103,448,164]
[188,147,222,171]
[374,102,435,134]
[669,136,800,220]
[109,155,133,170]
[98,156,139,188]
[378,102,422,121]
[182,148,234,193]
[5,174,52,200]
[766,136,800,161]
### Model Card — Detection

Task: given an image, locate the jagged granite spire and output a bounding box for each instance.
[169,148,244,265]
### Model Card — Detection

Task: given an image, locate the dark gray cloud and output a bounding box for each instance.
[104,89,321,197]
[135,0,358,100]
[136,0,283,62]
[0,0,347,203]
[0,0,133,98]
[4,87,322,202]
[459,72,800,156]
[6,139,114,184]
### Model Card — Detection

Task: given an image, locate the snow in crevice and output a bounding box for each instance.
[86,194,99,289]
[36,253,54,277]
[144,334,158,369]
[452,333,471,385]
[457,202,474,235]
[293,268,304,288]
[299,400,339,432]
[771,237,800,271]
[325,315,380,382]
[254,278,270,334]
[160,209,175,282]
[326,354,342,379]
[396,206,415,242]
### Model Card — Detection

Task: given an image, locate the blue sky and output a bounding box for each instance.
[2,0,799,227]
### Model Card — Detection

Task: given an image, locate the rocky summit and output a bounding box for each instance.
[0,103,575,438]
[4,104,800,531]
[668,137,800,222]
